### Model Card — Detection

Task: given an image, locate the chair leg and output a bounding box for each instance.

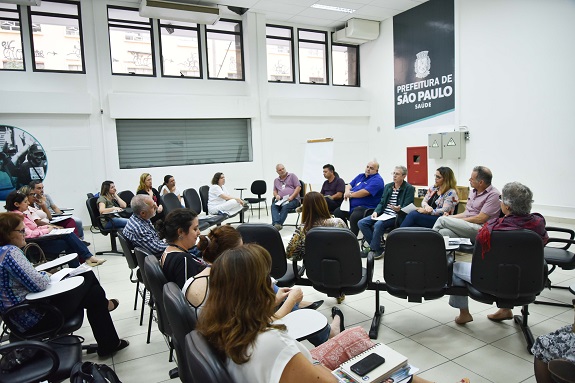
[139,288,147,326]
[369,281,385,339]
[96,233,123,255]
[169,367,179,379]
[534,285,573,308]
[514,304,535,354]
[147,301,154,344]
[134,281,139,311]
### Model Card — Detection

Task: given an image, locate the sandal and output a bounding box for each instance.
[331,307,345,333]
[97,339,129,357]
[108,299,120,312]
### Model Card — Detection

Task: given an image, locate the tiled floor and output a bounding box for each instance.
[80,213,575,383]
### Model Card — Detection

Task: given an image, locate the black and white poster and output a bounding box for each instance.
[394,0,454,128]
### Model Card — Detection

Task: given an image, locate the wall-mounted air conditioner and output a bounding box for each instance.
[0,0,41,5]
[332,18,380,45]
[139,0,220,25]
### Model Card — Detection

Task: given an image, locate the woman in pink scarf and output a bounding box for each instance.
[450,182,548,325]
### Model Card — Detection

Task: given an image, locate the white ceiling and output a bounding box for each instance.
[189,0,427,29]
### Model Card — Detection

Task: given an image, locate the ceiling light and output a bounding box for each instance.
[311,3,356,14]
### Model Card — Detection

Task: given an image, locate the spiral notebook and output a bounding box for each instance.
[339,343,408,383]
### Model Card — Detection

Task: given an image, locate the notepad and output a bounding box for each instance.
[339,343,408,383]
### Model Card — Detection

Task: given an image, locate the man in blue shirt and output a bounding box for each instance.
[123,194,167,257]
[333,161,385,235]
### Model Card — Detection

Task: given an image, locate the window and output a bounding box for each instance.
[332,43,359,86]
[206,19,244,80]
[116,119,252,169]
[0,4,25,70]
[266,25,294,83]
[28,0,85,73]
[107,6,155,76]
[158,19,201,78]
[298,29,327,84]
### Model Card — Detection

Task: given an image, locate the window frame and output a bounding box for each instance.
[0,4,26,71]
[297,28,328,85]
[27,0,86,74]
[157,19,202,79]
[331,42,360,87]
[265,24,295,84]
[107,5,156,77]
[205,18,245,81]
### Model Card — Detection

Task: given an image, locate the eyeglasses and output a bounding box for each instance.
[13,229,25,235]
[392,172,403,176]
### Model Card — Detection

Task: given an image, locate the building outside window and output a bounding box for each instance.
[298,29,327,85]
[158,19,201,78]
[0,4,25,70]
[332,43,359,86]
[206,19,243,80]
[266,25,294,83]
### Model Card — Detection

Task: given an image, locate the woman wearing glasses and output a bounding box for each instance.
[400,166,459,228]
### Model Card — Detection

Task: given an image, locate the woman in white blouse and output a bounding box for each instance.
[207,172,245,215]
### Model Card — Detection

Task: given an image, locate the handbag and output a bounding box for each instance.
[70,361,123,383]
[22,242,47,267]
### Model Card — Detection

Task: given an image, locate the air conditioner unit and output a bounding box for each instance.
[0,0,41,6]
[139,0,220,25]
[332,18,380,45]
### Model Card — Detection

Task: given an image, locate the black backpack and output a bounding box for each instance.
[70,362,122,383]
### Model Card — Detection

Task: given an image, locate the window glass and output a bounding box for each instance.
[332,44,359,86]
[206,19,243,80]
[159,20,201,78]
[266,25,293,82]
[116,119,252,169]
[298,29,327,84]
[107,6,154,76]
[0,4,25,70]
[29,0,85,73]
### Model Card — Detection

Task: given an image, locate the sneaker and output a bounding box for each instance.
[360,246,371,258]
[368,251,384,260]
[273,224,283,231]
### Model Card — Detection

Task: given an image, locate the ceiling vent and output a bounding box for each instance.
[0,0,41,5]
[332,18,380,45]
[139,0,220,25]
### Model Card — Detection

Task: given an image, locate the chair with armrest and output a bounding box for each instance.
[85,197,122,255]
[182,188,223,230]
[244,180,268,219]
[466,229,547,352]
[237,223,303,287]
[161,193,183,216]
[282,180,305,227]
[184,330,234,383]
[534,226,575,308]
[163,282,198,383]
[117,231,145,318]
[118,190,134,207]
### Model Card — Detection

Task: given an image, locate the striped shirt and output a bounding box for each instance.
[122,214,167,256]
[382,189,399,216]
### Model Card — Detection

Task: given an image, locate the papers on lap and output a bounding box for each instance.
[339,199,350,212]
[372,213,396,221]
[42,228,74,237]
[50,264,92,282]
[400,203,417,214]
[275,195,290,206]
[449,237,472,245]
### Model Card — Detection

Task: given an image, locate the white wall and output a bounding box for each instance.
[1,0,574,224]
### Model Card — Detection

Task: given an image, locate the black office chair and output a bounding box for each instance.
[198,185,211,215]
[163,282,198,383]
[184,330,234,383]
[0,337,82,383]
[302,226,375,304]
[548,359,575,383]
[282,180,305,227]
[237,223,302,287]
[118,190,135,207]
[143,254,177,379]
[466,230,547,352]
[117,232,145,318]
[134,247,153,339]
[162,193,183,216]
[182,188,223,229]
[244,180,268,219]
[535,226,575,308]
[85,197,122,255]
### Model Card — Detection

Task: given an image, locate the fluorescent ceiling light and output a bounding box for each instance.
[311,3,356,14]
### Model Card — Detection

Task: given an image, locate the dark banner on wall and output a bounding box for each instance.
[394,0,454,128]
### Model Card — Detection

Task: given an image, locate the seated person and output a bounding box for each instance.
[319,164,345,212]
[97,181,129,229]
[449,182,548,325]
[271,164,301,231]
[334,161,384,236]
[4,191,105,267]
[207,172,245,215]
[400,166,459,228]
[159,175,184,207]
[433,166,500,242]
[0,212,129,357]
[357,166,414,259]
[156,208,206,289]
[122,194,167,257]
[286,191,347,261]
[29,180,85,241]
[137,173,164,223]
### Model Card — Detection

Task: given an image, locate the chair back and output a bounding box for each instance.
[118,190,134,207]
[250,180,266,196]
[85,197,104,231]
[163,282,197,383]
[304,227,367,296]
[184,330,234,383]
[237,223,287,280]
[183,188,202,213]
[384,228,451,302]
[117,231,137,270]
[161,193,182,216]
[134,247,153,289]
[470,229,546,306]
[199,185,210,214]
[144,255,172,337]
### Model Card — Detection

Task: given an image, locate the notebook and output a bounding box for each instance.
[339,343,408,383]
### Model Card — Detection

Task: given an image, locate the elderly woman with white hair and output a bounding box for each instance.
[449,181,549,325]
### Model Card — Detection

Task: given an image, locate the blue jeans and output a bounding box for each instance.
[449,262,472,309]
[104,217,128,230]
[357,215,396,252]
[400,210,440,228]
[271,199,300,226]
[35,233,93,267]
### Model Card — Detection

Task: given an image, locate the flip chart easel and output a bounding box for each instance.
[302,138,334,187]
